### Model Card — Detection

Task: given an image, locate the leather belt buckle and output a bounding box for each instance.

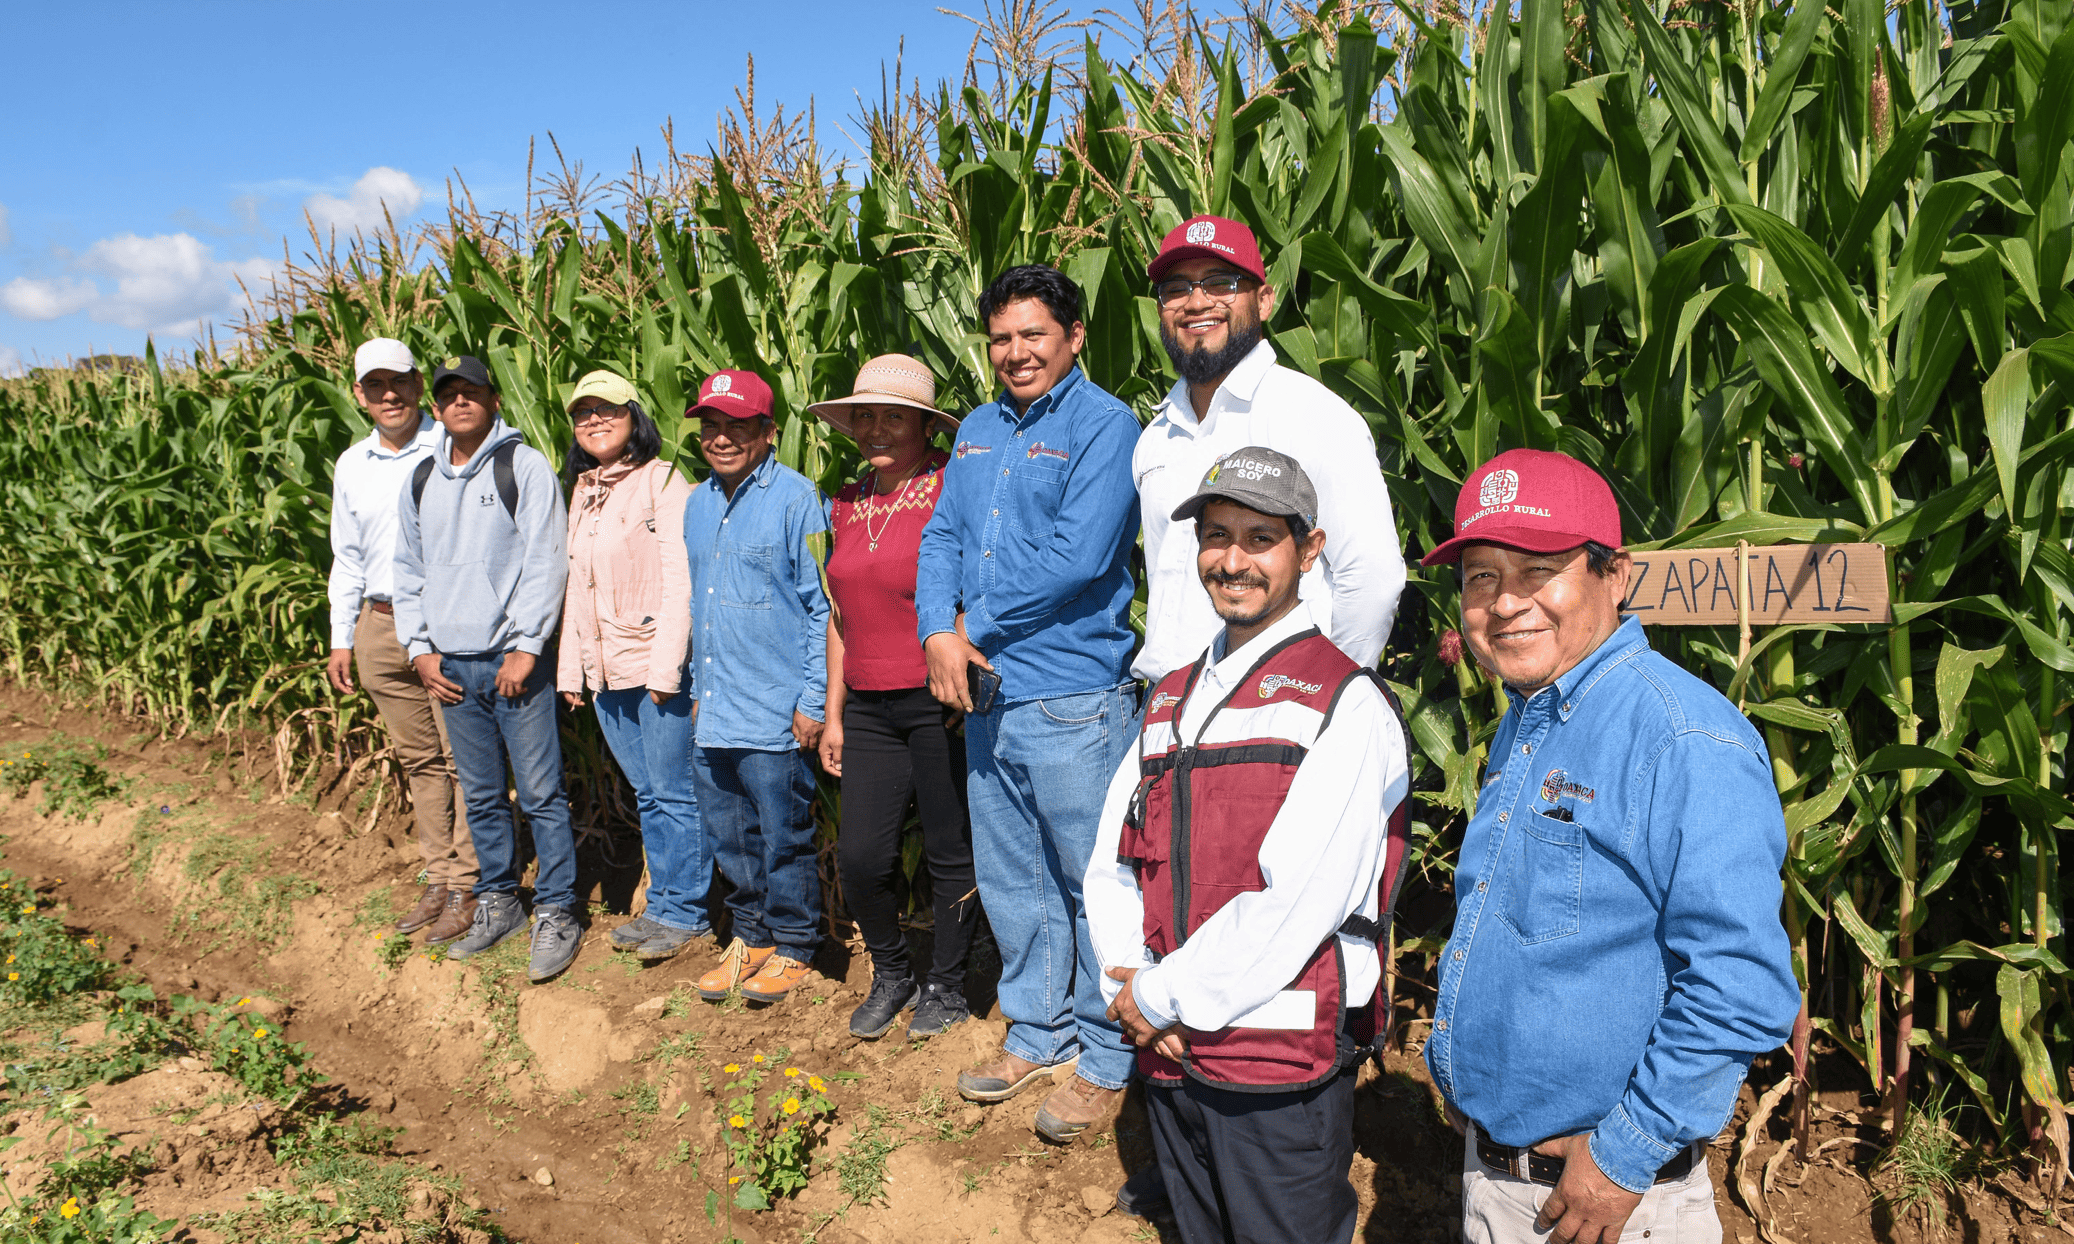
[1475,1123,1698,1187]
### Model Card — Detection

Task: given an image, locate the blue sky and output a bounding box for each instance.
[1,1,1236,373]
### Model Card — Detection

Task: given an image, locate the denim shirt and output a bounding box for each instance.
[682,452,830,750]
[1425,616,1798,1193]
[915,367,1142,703]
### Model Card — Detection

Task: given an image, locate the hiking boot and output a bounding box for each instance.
[527,905,583,982]
[634,923,707,962]
[1115,1164,1172,1220]
[1034,1075,1122,1143]
[740,954,812,1004]
[698,938,775,1000]
[957,1051,1057,1103]
[608,914,664,951]
[395,884,448,934]
[906,982,970,1039]
[445,892,526,960]
[848,973,920,1039]
[422,890,478,945]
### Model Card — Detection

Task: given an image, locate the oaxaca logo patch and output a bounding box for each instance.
[711,373,734,394]
[1185,220,1216,244]
[1540,768,1596,804]
[1148,691,1183,712]
[1026,442,1069,462]
[954,440,993,459]
[1258,673,1323,699]
[1480,468,1520,507]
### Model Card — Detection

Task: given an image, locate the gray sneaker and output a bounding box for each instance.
[528,905,583,982]
[634,923,707,962]
[608,914,664,950]
[444,892,526,960]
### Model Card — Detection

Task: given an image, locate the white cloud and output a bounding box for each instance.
[0,204,11,249]
[0,232,277,338]
[0,276,97,320]
[0,345,22,378]
[304,167,423,235]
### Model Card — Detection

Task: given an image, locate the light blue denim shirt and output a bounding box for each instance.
[1426,615,1799,1193]
[914,366,1142,703]
[682,451,830,751]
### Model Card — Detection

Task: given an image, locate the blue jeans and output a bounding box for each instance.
[440,652,577,911]
[964,683,1137,1091]
[692,746,821,962]
[595,688,709,932]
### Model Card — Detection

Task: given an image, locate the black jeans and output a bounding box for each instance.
[1146,1068,1358,1244]
[835,686,978,988]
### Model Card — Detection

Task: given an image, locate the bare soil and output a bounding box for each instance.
[0,684,2066,1243]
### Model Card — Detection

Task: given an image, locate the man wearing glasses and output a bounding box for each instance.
[324,339,477,945]
[1131,215,1407,687]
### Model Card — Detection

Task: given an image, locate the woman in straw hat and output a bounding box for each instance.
[813,354,979,1042]
[555,369,709,963]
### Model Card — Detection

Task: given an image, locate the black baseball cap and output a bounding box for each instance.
[431,355,495,394]
[1171,445,1319,529]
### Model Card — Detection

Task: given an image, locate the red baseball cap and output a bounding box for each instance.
[1421,448,1623,566]
[687,369,774,420]
[1147,214,1268,285]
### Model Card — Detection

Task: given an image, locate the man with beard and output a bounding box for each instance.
[1131,215,1406,687]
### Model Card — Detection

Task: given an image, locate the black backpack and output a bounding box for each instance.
[412,439,519,520]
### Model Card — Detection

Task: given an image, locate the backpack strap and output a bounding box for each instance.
[410,456,436,509]
[1334,670,1416,943]
[492,439,520,520]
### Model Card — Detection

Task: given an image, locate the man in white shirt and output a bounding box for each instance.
[1132,214,1407,682]
[1088,447,1412,1244]
[325,338,476,944]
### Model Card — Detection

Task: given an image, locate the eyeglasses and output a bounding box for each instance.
[1154,273,1254,307]
[571,404,628,426]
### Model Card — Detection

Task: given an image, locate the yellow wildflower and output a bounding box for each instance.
[19,904,32,914]
[809,1075,825,1092]
[782,1097,801,1114]
[5,955,13,963]
[7,973,17,982]
[238,996,251,1005]
[784,1067,800,1077]
[751,1054,765,1063]
[724,1063,739,1073]
[82,938,94,947]
[254,1028,269,1040]
[729,1176,742,1185]
[728,1114,747,1129]
[60,1198,80,1219]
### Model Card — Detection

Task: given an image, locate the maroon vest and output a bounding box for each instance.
[1118,628,1413,1092]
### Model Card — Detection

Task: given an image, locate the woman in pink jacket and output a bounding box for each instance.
[556,370,706,961]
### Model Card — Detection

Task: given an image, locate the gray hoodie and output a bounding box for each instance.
[394,418,568,660]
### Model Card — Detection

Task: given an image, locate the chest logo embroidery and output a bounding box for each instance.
[954,440,992,459]
[1147,691,1183,713]
[477,492,496,506]
[1539,768,1597,803]
[1258,674,1322,698]
[1026,442,1070,462]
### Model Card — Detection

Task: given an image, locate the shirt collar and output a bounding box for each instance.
[362,412,436,458]
[1507,614,1651,722]
[999,366,1086,425]
[1154,340,1279,428]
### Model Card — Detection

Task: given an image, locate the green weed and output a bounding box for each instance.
[0,737,128,821]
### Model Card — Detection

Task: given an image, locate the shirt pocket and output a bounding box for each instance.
[1010,460,1069,540]
[1498,810,1584,944]
[720,543,774,609]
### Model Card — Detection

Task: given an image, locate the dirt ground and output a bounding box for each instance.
[0,683,2067,1243]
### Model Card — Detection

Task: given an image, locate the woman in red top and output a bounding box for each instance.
[814,355,977,1043]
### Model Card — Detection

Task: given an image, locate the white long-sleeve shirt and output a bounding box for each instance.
[1131,341,1407,681]
[326,416,441,649]
[1087,606,1411,1034]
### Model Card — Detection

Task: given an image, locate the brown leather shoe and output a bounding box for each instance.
[395,884,448,934]
[423,890,478,945]
[697,938,775,1001]
[1034,1075,1122,1143]
[739,954,812,1003]
[957,1051,1058,1103]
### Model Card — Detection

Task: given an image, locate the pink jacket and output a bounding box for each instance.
[558,457,694,695]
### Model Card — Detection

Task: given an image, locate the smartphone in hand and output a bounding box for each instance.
[967,663,1003,714]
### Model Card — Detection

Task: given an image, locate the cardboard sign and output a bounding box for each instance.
[1622,543,1891,625]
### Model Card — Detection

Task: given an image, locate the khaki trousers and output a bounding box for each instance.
[354,601,477,888]
[1460,1128,1722,1244]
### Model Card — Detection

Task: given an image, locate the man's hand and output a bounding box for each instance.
[650,688,669,706]
[924,614,992,711]
[1104,967,1187,1062]
[561,691,584,710]
[819,719,844,777]
[792,711,825,754]
[1531,1133,1645,1244]
[412,654,464,705]
[326,648,356,696]
[495,651,536,699]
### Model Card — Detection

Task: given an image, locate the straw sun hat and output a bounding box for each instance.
[807,354,960,441]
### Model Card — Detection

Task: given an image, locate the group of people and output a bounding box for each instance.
[326,212,1800,1244]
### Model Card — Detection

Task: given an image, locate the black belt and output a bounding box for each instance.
[1473,1124,1698,1187]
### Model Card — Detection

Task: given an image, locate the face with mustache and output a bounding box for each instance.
[1194,498,1326,646]
[1458,543,1632,693]
[1157,256,1276,387]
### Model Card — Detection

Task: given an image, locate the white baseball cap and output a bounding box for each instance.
[353,338,418,381]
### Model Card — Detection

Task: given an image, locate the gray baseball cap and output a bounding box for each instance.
[1170,445,1319,528]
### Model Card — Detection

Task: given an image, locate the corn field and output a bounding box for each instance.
[0,0,2070,1186]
